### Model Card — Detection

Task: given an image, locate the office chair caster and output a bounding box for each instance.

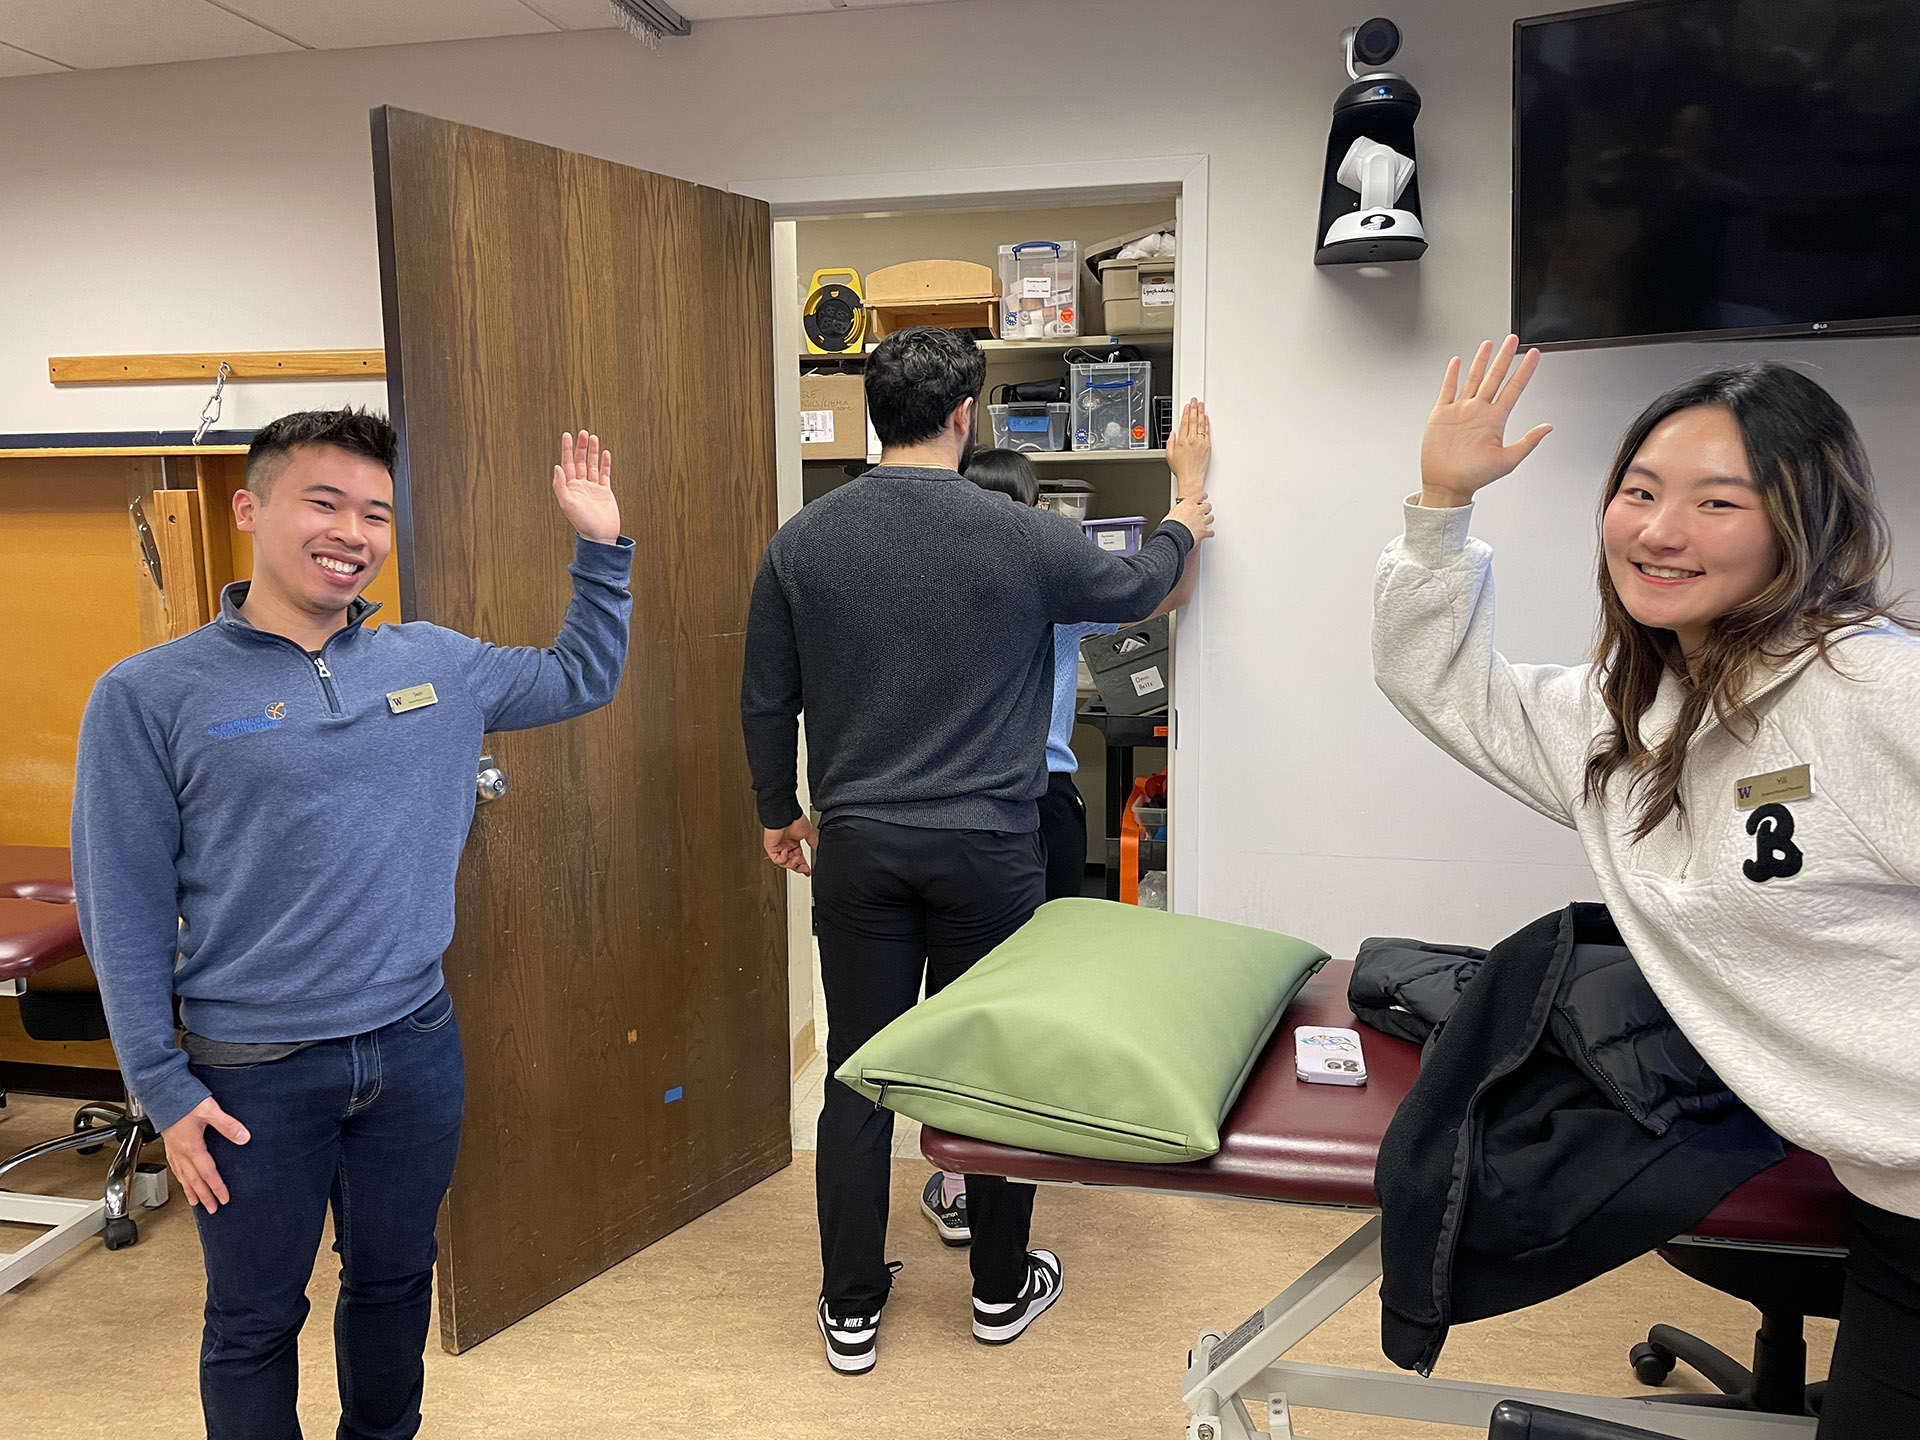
[102,1215,139,1250]
[1630,1340,1677,1386]
[73,1102,123,1156]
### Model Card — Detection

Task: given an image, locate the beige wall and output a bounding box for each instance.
[4,0,1919,980]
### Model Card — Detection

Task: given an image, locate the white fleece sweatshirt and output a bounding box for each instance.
[1374,500,1920,1220]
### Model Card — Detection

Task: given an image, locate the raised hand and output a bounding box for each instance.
[1420,336,1553,509]
[1168,398,1211,500]
[553,430,622,544]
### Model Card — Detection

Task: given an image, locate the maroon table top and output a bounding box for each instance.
[922,959,1850,1251]
[0,845,84,980]
[0,845,74,896]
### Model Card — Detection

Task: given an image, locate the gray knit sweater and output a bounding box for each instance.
[742,464,1191,833]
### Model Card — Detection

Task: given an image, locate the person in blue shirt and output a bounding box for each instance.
[71,408,632,1440]
[921,399,1209,1244]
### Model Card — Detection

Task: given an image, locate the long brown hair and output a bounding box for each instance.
[1584,363,1902,840]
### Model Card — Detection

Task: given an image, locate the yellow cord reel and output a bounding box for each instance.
[804,268,866,354]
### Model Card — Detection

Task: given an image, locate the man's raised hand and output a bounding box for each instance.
[1419,336,1553,509]
[553,430,622,544]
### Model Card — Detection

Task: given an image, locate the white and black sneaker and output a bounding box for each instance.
[921,1171,971,1247]
[972,1249,1063,1346]
[817,1295,881,1375]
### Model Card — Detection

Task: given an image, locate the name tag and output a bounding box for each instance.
[1734,763,1813,810]
[386,683,439,715]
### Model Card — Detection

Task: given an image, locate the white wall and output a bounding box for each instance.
[5,0,1918,955]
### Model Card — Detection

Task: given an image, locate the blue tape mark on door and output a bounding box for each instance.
[664,1086,684,1103]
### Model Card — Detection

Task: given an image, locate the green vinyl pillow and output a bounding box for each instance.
[836,897,1328,1163]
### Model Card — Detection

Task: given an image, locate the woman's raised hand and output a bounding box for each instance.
[1419,336,1553,509]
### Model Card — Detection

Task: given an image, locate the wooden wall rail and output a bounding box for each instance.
[49,350,387,383]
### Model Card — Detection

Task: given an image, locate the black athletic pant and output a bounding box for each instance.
[1817,1195,1920,1437]
[814,815,1045,1313]
[1037,769,1088,903]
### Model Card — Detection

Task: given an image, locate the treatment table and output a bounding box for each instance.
[1,846,167,1292]
[923,961,1848,1440]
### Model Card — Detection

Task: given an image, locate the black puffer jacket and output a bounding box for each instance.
[1348,936,1486,1047]
[1370,903,1786,1374]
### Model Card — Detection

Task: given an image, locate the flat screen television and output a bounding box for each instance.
[1513,0,1920,349]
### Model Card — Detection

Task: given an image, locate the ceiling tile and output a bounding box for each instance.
[516,0,622,26]
[218,0,558,49]
[0,0,299,68]
[0,38,66,74]
[667,0,830,17]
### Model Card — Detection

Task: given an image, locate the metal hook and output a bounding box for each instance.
[193,360,232,445]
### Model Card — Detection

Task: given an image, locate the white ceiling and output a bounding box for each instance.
[0,0,950,73]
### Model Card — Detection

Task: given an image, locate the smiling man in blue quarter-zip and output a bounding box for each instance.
[71,408,632,1440]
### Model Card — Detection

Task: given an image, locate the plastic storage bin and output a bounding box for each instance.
[998,240,1081,339]
[1099,255,1176,333]
[1080,614,1170,716]
[988,402,1070,453]
[1081,515,1145,555]
[1037,477,1094,522]
[1069,361,1152,450]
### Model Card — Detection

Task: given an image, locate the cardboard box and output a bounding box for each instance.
[800,373,868,460]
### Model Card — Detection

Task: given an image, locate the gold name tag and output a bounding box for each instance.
[386,683,439,715]
[1734,763,1813,811]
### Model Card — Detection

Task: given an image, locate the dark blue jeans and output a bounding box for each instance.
[189,988,465,1440]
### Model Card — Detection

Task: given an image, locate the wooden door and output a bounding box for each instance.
[370,106,788,1352]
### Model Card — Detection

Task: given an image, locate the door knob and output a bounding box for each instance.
[476,755,508,804]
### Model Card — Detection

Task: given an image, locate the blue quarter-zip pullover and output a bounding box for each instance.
[71,536,633,1131]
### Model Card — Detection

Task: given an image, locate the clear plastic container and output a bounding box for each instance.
[1069,361,1152,450]
[1136,870,1169,910]
[988,401,1070,453]
[1037,477,1094,522]
[998,239,1081,340]
[1081,515,1145,555]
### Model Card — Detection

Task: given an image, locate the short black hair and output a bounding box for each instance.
[960,447,1039,506]
[246,407,398,496]
[864,327,986,446]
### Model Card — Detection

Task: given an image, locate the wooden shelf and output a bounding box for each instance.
[797,334,1172,367]
[1028,449,1166,464]
[803,450,1167,466]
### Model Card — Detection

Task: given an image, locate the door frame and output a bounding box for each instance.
[734,155,1212,1057]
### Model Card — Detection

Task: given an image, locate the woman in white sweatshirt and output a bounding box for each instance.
[1373,335,1919,1435]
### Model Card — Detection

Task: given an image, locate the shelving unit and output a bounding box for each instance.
[1026,449,1165,464]
[792,199,1184,895]
[799,334,1173,366]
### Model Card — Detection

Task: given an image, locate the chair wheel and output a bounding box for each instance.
[73,1118,106,1156]
[1631,1341,1676,1386]
[102,1216,139,1250]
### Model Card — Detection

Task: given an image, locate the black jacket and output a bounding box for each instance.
[1369,903,1786,1374]
[1349,935,1486,1047]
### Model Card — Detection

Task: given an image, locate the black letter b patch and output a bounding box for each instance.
[1743,803,1803,883]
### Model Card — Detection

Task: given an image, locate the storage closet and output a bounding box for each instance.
[791,200,1186,900]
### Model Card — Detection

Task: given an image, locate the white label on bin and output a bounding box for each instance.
[1130,665,1166,697]
[1021,275,1053,298]
[1142,277,1176,307]
[800,409,835,445]
[1095,529,1129,551]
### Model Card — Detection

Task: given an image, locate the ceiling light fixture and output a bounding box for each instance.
[610,0,691,47]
